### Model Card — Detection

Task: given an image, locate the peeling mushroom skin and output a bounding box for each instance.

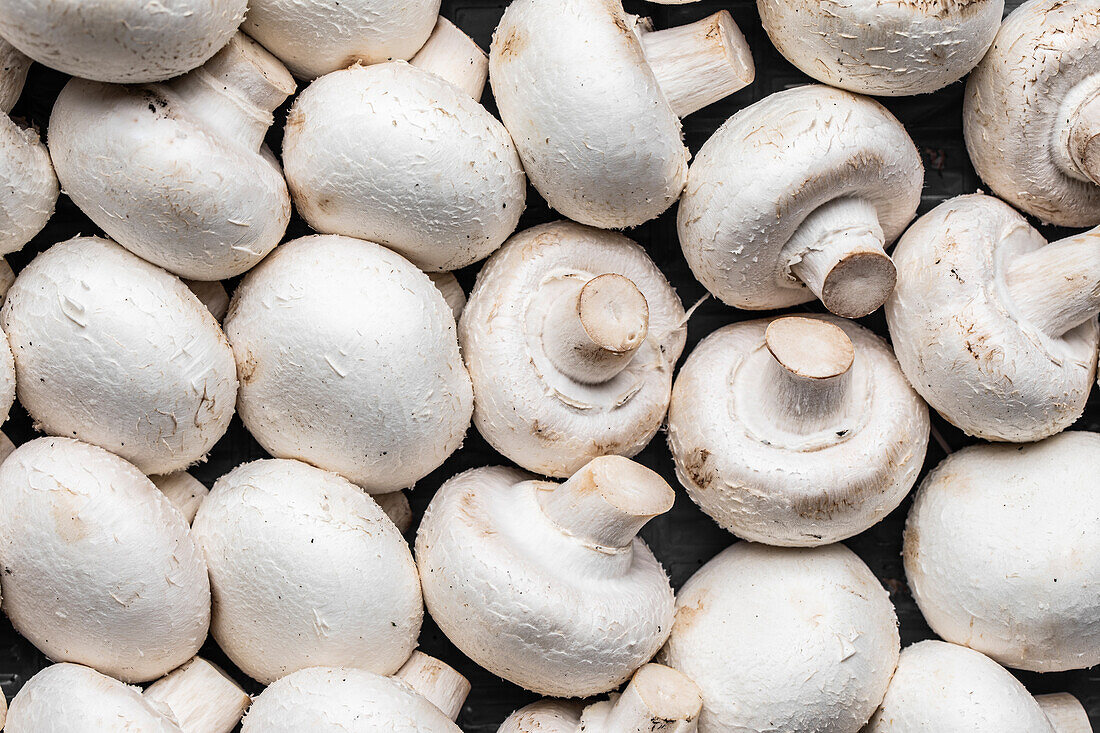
[678,85,922,318]
[668,315,929,547]
[904,432,1100,672]
[0,438,210,683]
[0,237,238,474]
[659,542,900,733]
[885,194,1100,442]
[965,0,1100,227]
[48,34,295,281]
[460,221,686,477]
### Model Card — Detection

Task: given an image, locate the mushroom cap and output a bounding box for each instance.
[224,234,472,493]
[885,194,1099,442]
[660,542,900,733]
[758,0,1004,96]
[0,115,57,257]
[283,62,525,272]
[678,85,922,310]
[904,432,1100,672]
[0,38,31,113]
[0,438,210,683]
[460,221,686,477]
[0,237,238,474]
[6,663,183,732]
[0,0,246,83]
[668,315,929,547]
[964,0,1100,227]
[865,641,1055,732]
[243,0,440,80]
[498,700,582,733]
[416,465,675,697]
[489,0,688,228]
[241,666,460,732]
[191,459,423,685]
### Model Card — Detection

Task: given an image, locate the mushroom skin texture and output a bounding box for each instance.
[1,237,238,474]
[225,235,472,493]
[191,458,423,685]
[460,221,686,477]
[416,457,677,697]
[758,0,1004,97]
[660,542,900,733]
[904,432,1100,672]
[48,34,294,281]
[0,438,210,683]
[965,0,1100,227]
[668,315,928,547]
[678,85,922,318]
[885,194,1100,442]
[490,0,754,229]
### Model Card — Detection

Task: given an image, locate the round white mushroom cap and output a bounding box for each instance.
[886,194,1100,442]
[758,0,1004,97]
[0,0,246,83]
[0,237,238,474]
[660,542,900,733]
[191,458,423,685]
[965,0,1100,227]
[224,234,472,493]
[668,315,929,547]
[0,438,210,683]
[678,84,922,318]
[904,432,1100,672]
[416,457,677,697]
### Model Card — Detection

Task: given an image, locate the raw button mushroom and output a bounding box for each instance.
[489,0,754,229]
[460,221,686,477]
[668,315,929,546]
[758,0,1004,97]
[660,542,900,733]
[416,457,677,697]
[1,237,238,474]
[283,19,525,273]
[0,438,210,683]
[886,194,1100,442]
[150,472,209,525]
[678,84,923,318]
[904,432,1100,672]
[965,0,1100,227]
[190,458,423,684]
[49,33,295,281]
[224,234,472,493]
[1036,694,1094,733]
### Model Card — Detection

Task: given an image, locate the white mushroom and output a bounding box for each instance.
[150,472,209,524]
[190,458,423,684]
[758,0,1004,97]
[184,280,230,322]
[965,0,1100,227]
[224,234,472,493]
[885,194,1100,442]
[0,0,246,83]
[374,490,414,534]
[668,315,928,546]
[283,20,525,273]
[143,657,251,733]
[490,0,754,229]
[660,542,900,733]
[1035,694,1094,733]
[1,237,238,474]
[416,456,676,697]
[904,431,1100,672]
[0,438,210,682]
[678,84,923,318]
[460,221,686,477]
[429,272,466,322]
[48,33,295,281]
[0,257,14,301]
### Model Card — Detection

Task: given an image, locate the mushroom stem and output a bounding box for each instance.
[150,472,208,524]
[374,490,413,534]
[184,279,230,321]
[543,273,650,385]
[1004,228,1100,337]
[142,657,250,733]
[638,11,754,118]
[0,258,13,304]
[410,17,488,102]
[1068,92,1100,187]
[394,651,471,722]
[599,664,702,733]
[1035,693,1092,733]
[786,197,897,318]
[0,40,31,115]
[537,456,674,549]
[762,317,855,435]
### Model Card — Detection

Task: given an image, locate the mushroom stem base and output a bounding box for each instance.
[394,651,471,721]
[142,657,250,733]
[410,18,488,102]
[1035,693,1091,733]
[1004,228,1100,337]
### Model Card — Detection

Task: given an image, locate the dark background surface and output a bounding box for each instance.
[5,0,1099,729]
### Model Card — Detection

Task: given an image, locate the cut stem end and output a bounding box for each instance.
[1035,693,1091,733]
[604,664,703,733]
[143,657,250,733]
[410,17,489,101]
[395,651,471,721]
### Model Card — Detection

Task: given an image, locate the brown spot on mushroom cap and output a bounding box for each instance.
[495,26,525,60]
[238,351,258,384]
[682,447,715,491]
